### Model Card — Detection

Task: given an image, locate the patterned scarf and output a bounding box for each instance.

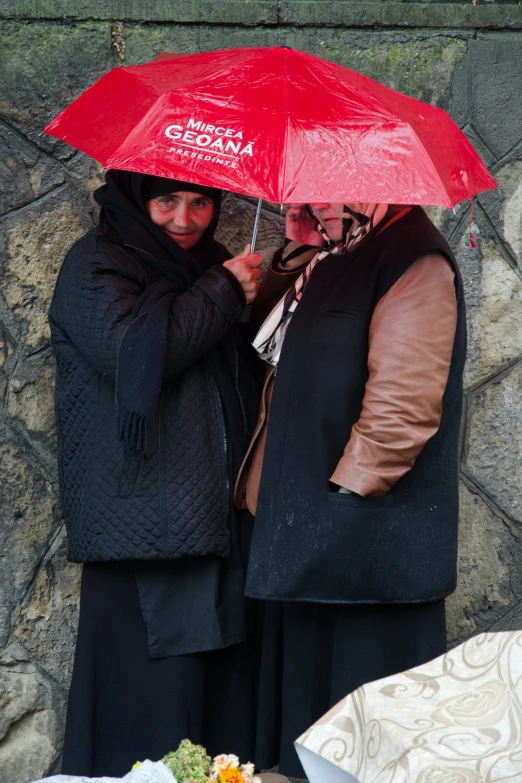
[253,203,389,366]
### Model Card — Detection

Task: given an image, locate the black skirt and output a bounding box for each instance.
[62,564,446,780]
[61,562,259,777]
[254,599,447,779]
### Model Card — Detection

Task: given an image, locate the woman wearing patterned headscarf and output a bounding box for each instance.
[49,171,264,776]
[235,201,466,779]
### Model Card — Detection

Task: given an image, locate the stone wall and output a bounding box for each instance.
[0,2,521,780]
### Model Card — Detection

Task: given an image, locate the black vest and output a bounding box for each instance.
[245,208,467,604]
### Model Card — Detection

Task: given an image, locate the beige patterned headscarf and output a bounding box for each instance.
[252,203,389,366]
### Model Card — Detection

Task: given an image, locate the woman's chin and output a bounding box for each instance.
[165,231,197,250]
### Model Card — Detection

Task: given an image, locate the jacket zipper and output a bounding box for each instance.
[233,335,249,437]
[206,361,230,508]
[158,391,169,554]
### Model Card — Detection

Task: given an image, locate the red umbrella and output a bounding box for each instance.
[44,46,496,213]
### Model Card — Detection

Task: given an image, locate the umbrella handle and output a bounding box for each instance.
[251,198,263,253]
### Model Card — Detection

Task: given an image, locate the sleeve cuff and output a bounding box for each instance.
[195,265,246,322]
[330,457,392,497]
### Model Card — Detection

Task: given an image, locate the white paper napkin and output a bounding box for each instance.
[32,759,176,783]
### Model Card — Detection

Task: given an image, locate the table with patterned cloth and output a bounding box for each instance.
[296,631,522,783]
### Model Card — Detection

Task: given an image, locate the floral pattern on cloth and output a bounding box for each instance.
[295,631,522,783]
[32,759,176,783]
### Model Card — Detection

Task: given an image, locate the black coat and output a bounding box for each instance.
[245,208,467,604]
[49,221,252,564]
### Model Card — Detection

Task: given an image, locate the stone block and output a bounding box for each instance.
[0,187,92,348]
[486,601,522,633]
[446,483,516,644]
[0,430,58,648]
[0,323,9,401]
[14,527,81,686]
[469,35,522,160]
[498,161,522,268]
[0,642,64,783]
[0,332,6,368]
[69,154,105,202]
[0,137,39,216]
[463,124,497,171]
[464,364,522,523]
[324,36,467,107]
[454,235,522,387]
[0,0,280,25]
[8,362,56,437]
[0,21,113,140]
[278,2,522,32]
[2,1,522,31]
[444,52,470,130]
[478,159,522,272]
[0,121,65,216]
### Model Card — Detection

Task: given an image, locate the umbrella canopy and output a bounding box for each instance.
[44,46,496,208]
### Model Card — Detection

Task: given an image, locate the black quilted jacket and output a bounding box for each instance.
[49,223,249,564]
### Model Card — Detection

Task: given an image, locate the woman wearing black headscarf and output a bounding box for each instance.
[49,171,263,776]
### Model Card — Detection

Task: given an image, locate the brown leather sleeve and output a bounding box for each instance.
[330,253,457,496]
[250,242,318,331]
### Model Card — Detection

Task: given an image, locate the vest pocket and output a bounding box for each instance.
[311,310,362,345]
[324,307,361,318]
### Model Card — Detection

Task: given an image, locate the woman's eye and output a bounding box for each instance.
[193,199,210,208]
[157,196,176,208]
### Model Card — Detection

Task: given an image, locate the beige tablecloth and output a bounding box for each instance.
[295,631,522,783]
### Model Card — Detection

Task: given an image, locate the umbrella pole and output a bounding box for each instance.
[251,198,262,253]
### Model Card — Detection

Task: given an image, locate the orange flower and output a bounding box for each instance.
[218,766,245,783]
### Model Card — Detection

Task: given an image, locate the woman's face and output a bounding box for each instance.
[309,202,345,242]
[146,191,214,250]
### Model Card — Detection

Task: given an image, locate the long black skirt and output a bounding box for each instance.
[61,562,259,777]
[63,563,446,780]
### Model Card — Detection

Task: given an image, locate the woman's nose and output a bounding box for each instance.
[174,205,190,227]
[309,202,330,212]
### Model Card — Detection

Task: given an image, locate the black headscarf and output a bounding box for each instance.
[93,171,240,456]
[95,171,229,283]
